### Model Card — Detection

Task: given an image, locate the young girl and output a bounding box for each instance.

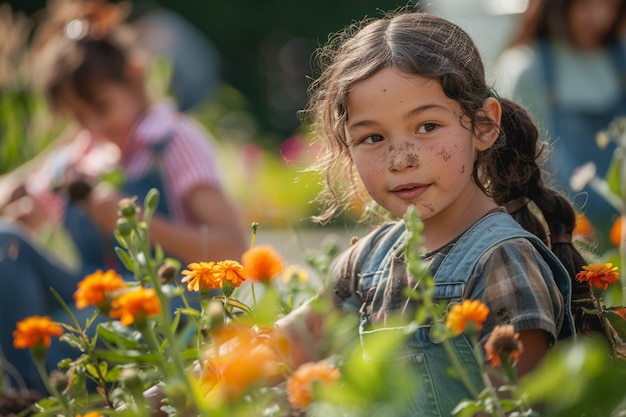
[0,1,246,394]
[277,10,605,416]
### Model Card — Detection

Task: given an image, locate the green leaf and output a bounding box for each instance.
[115,247,136,273]
[59,333,87,351]
[154,243,164,264]
[606,149,621,196]
[603,309,626,340]
[95,349,163,365]
[97,321,142,349]
[214,296,253,315]
[99,167,126,189]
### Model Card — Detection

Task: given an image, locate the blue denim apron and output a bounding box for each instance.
[356,212,574,416]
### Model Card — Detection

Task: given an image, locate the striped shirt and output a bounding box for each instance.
[121,101,222,223]
[27,101,222,224]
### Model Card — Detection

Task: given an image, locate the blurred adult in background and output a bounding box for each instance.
[131,5,222,111]
[495,0,626,241]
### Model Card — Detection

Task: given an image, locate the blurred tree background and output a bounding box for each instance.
[8,0,412,145]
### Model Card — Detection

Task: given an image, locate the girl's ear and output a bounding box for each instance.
[475,97,502,151]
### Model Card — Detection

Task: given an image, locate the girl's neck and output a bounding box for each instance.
[420,192,498,252]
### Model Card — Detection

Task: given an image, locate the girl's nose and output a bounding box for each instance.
[388,143,419,172]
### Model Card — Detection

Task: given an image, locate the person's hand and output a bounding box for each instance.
[82,183,123,233]
[0,186,58,234]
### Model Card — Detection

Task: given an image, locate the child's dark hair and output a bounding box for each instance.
[304,10,604,338]
[31,0,134,110]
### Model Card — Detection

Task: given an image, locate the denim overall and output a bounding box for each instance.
[356,212,574,416]
[539,41,626,230]
[0,138,174,393]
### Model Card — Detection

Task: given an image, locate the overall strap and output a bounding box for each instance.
[434,211,575,339]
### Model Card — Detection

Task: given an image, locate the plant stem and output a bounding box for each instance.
[35,357,72,416]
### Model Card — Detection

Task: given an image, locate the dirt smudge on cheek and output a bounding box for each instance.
[436,146,452,162]
[421,203,435,213]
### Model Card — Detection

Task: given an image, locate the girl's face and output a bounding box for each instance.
[345,67,498,227]
[568,0,622,49]
[57,78,147,147]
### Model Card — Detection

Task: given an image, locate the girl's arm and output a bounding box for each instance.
[515,328,549,377]
[275,299,330,370]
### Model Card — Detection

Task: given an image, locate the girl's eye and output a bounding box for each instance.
[417,123,438,134]
[361,134,384,144]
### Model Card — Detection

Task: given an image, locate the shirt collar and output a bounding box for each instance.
[127,100,179,148]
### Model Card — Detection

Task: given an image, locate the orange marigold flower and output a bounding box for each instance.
[611,217,623,248]
[76,413,103,417]
[242,245,285,283]
[213,260,245,297]
[13,316,64,349]
[445,299,490,334]
[182,262,220,292]
[74,269,127,310]
[286,360,341,410]
[200,325,288,402]
[110,288,161,326]
[576,263,620,290]
[574,213,594,240]
[214,260,245,287]
[484,325,524,368]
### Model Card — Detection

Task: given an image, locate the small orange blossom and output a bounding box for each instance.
[574,213,594,240]
[74,269,127,310]
[445,299,489,334]
[200,325,288,402]
[576,263,620,290]
[13,316,64,349]
[611,217,623,247]
[286,360,341,410]
[484,325,523,368]
[110,288,161,326]
[242,245,285,283]
[182,261,220,292]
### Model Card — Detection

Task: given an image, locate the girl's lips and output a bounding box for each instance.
[391,184,429,201]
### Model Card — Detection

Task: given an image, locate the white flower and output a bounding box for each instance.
[570,162,596,192]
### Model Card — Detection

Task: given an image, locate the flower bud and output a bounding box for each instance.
[116,217,132,237]
[145,188,160,212]
[118,197,139,219]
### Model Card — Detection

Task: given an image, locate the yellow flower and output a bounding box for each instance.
[110,288,161,326]
[445,299,489,334]
[484,325,523,368]
[73,269,127,310]
[576,263,620,290]
[282,265,309,284]
[286,360,341,410]
[182,262,220,292]
[242,245,285,283]
[13,316,63,349]
[76,413,103,417]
